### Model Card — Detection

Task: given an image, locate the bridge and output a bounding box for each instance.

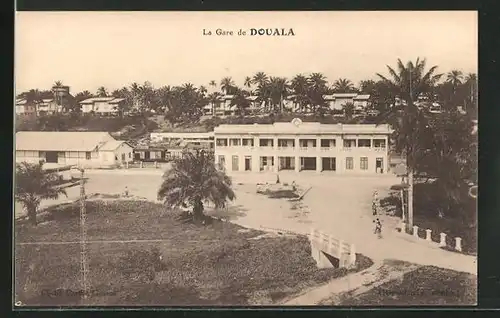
[309,229,356,269]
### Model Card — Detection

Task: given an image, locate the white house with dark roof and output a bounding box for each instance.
[79,97,126,115]
[323,93,371,111]
[214,119,392,175]
[15,131,134,168]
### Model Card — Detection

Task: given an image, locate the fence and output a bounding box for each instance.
[309,228,356,268]
[399,221,464,253]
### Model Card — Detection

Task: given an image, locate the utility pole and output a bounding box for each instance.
[79,168,90,302]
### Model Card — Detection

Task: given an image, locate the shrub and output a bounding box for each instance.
[116,247,166,283]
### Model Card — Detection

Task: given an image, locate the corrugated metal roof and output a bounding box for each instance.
[15,131,114,151]
[353,94,370,100]
[109,98,125,104]
[79,97,116,104]
[98,140,130,151]
[214,122,392,135]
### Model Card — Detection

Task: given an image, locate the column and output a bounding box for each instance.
[316,156,322,173]
[274,155,279,172]
[295,156,300,172]
[273,136,278,150]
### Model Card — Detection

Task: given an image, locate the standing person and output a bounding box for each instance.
[124,186,129,197]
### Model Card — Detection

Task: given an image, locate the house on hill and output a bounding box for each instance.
[79,97,127,116]
[15,131,134,168]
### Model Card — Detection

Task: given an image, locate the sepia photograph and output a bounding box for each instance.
[14,11,477,307]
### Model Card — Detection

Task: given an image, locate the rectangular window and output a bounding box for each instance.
[373,139,386,148]
[230,138,241,146]
[242,138,254,146]
[346,157,354,170]
[218,155,225,170]
[259,139,273,147]
[321,139,336,147]
[358,139,371,148]
[360,157,368,170]
[343,139,356,148]
[232,155,239,171]
[216,138,228,147]
[128,152,132,158]
[86,152,91,160]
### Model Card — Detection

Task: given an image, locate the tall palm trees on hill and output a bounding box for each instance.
[376,57,442,230]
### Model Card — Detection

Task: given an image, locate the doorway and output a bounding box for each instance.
[376,158,384,173]
[245,156,252,171]
[45,151,58,163]
[300,157,316,171]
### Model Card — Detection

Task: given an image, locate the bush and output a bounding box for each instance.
[116,247,166,283]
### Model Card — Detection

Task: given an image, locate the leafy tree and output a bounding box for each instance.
[15,161,67,225]
[157,149,235,222]
[163,84,207,125]
[268,77,289,113]
[376,57,442,229]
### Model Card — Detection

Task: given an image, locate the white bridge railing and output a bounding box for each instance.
[309,228,356,268]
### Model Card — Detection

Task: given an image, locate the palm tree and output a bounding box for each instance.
[446,70,464,87]
[464,72,478,114]
[15,160,67,225]
[53,80,63,87]
[199,85,208,95]
[268,77,289,113]
[333,78,355,93]
[308,73,328,115]
[157,149,235,222]
[96,86,108,97]
[230,88,251,116]
[220,77,235,95]
[244,76,253,90]
[376,57,442,230]
[291,74,311,113]
[208,91,223,116]
[359,80,377,94]
[446,70,464,105]
[74,90,94,103]
[342,102,355,120]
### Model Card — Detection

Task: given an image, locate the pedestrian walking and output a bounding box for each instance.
[374,218,383,239]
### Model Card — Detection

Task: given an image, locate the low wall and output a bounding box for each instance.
[309,229,356,269]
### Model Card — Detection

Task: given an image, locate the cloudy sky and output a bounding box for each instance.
[15,11,477,94]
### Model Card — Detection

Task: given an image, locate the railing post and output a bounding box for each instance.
[425,229,432,241]
[412,225,419,238]
[439,232,447,247]
[455,237,462,252]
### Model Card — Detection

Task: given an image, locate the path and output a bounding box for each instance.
[281,260,418,305]
[223,173,476,275]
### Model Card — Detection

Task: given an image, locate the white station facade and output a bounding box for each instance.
[213,119,392,175]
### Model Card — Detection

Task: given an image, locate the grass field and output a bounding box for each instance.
[15,200,370,306]
[339,265,477,306]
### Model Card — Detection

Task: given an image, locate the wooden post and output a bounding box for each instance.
[400,189,405,222]
[412,225,419,238]
[140,161,143,169]
[126,161,129,169]
[455,237,462,252]
[425,229,432,241]
[439,233,447,247]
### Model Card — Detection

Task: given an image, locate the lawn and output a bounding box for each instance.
[339,265,477,306]
[15,200,369,306]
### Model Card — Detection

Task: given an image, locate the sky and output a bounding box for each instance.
[15,11,477,94]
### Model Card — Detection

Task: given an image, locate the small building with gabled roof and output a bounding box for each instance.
[15,131,134,168]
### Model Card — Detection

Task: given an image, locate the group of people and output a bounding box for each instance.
[372,190,382,239]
